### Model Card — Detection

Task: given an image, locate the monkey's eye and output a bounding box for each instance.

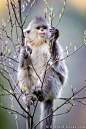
[27,30,30,33]
[36,26,40,30]
[42,26,47,29]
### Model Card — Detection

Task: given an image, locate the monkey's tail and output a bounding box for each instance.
[40,100,53,129]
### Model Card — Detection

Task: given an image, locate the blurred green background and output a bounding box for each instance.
[0,0,86,129]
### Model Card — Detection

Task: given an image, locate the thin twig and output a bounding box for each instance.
[7,0,13,27]
[58,97,86,100]
[55,0,66,28]
[1,28,4,54]
[0,105,27,119]
[11,96,19,129]
[7,0,14,39]
[22,0,35,27]
[30,60,42,83]
[4,27,18,58]
[46,42,85,71]
[53,110,70,116]
[18,0,25,46]
[2,55,18,63]
[0,71,32,117]
[74,99,86,106]
[10,0,21,28]
[41,57,51,87]
[0,63,17,72]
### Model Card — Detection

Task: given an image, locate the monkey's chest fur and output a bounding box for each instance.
[29,45,51,85]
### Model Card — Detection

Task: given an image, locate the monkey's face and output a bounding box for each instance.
[24,25,49,46]
[35,25,48,39]
[24,16,50,46]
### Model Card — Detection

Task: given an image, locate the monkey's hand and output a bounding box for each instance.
[32,85,44,102]
[22,46,32,58]
[26,46,32,57]
[19,46,32,68]
[49,27,59,41]
[24,94,37,106]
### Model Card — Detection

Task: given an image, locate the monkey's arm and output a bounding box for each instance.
[49,27,60,59]
[18,46,38,106]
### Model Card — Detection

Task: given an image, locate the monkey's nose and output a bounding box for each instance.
[40,28,44,31]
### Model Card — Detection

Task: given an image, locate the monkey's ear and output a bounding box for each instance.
[23,29,27,33]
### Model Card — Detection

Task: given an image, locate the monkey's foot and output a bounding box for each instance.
[32,85,44,102]
[24,94,37,106]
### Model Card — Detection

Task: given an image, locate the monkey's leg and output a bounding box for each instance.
[32,68,62,129]
[32,68,61,100]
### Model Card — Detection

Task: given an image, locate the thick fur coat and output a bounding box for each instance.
[18,16,68,129]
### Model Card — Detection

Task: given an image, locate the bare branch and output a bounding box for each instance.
[0,71,32,117]
[18,0,25,46]
[46,42,85,72]
[55,0,66,28]
[0,63,17,72]
[10,0,21,28]
[0,105,27,119]
[53,110,70,116]
[22,0,35,27]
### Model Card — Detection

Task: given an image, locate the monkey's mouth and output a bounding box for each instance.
[39,33,45,37]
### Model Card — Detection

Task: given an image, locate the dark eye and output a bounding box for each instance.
[27,30,30,33]
[36,26,40,30]
[42,26,47,29]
